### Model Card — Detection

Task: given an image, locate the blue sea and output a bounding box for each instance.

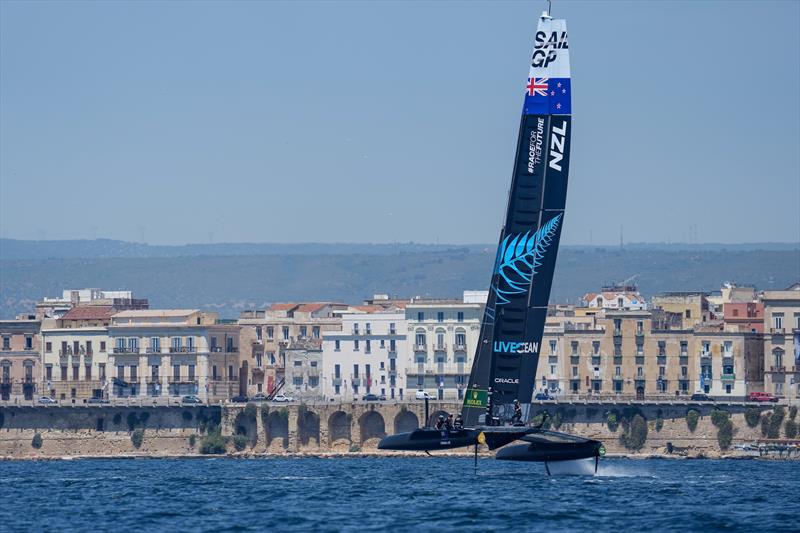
[0,457,796,532]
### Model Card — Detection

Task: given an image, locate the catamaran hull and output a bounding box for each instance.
[378,429,480,451]
[495,439,602,462]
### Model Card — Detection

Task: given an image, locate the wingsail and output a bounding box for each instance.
[462,13,571,426]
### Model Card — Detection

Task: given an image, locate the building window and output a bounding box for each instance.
[354,339,359,351]
[299,326,307,338]
[389,323,397,335]
[614,344,622,357]
[212,366,218,380]
[313,326,320,339]
[417,312,424,322]
[572,366,578,377]
[637,367,643,377]
[415,331,426,347]
[45,365,52,381]
[615,366,621,376]
[72,365,79,381]
[437,312,444,322]
[365,340,371,353]
[365,323,371,335]
[282,327,290,340]
[659,366,665,376]
[592,341,600,355]
[457,312,464,322]
[680,341,687,356]
[549,364,556,375]
[1,337,9,350]
[228,365,234,380]
[455,332,466,348]
[681,366,688,377]
[293,360,302,367]
[267,326,274,339]
[85,365,92,381]
[46,342,52,353]
[658,341,666,356]
[773,314,783,330]
[173,365,180,380]
[129,365,137,381]
[685,309,691,319]
[390,339,396,352]
[256,327,262,341]
[25,336,33,350]
[98,364,106,380]
[549,340,557,354]
[334,340,340,351]
[151,337,160,353]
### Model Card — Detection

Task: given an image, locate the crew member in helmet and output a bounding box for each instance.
[445,414,454,430]
[435,414,446,430]
[512,399,523,425]
[453,414,464,430]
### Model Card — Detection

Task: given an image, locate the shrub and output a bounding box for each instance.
[785,420,798,439]
[243,403,257,420]
[717,418,734,450]
[620,414,648,451]
[260,406,270,427]
[126,412,139,431]
[182,410,193,421]
[686,410,700,432]
[113,413,122,425]
[710,409,730,428]
[790,406,797,421]
[31,432,43,449]
[761,413,771,437]
[349,444,361,453]
[131,429,144,449]
[551,410,563,430]
[189,434,197,448]
[200,430,227,454]
[606,412,619,432]
[531,412,551,430]
[768,407,785,439]
[655,417,664,432]
[744,407,761,428]
[232,434,248,451]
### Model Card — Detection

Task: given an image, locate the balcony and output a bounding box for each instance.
[768,366,786,373]
[453,343,467,352]
[168,375,198,384]
[332,377,342,386]
[721,373,735,381]
[146,347,162,354]
[414,344,427,352]
[350,374,361,387]
[113,347,140,354]
[59,349,73,356]
[635,330,645,337]
[434,343,447,352]
[770,328,785,335]
[613,329,622,337]
[570,356,580,365]
[168,346,197,354]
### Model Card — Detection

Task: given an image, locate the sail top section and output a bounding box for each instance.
[523,17,570,115]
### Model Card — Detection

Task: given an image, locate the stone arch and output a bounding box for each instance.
[298,408,320,448]
[267,409,289,450]
[328,411,351,449]
[394,410,419,434]
[359,410,386,446]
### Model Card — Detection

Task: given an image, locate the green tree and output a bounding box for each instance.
[131,429,144,449]
[232,434,248,451]
[620,414,648,451]
[768,407,785,439]
[31,432,43,449]
[710,409,730,427]
[686,409,700,432]
[606,412,619,432]
[189,434,197,448]
[200,429,227,454]
[717,418,734,450]
[785,420,798,439]
[744,407,761,428]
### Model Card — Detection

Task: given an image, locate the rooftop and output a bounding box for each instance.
[60,305,118,321]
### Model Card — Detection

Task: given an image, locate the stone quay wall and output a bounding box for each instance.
[0,401,794,459]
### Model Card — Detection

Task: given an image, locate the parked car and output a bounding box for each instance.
[230,395,249,403]
[38,396,57,404]
[182,395,203,404]
[87,397,110,404]
[748,391,779,403]
[251,393,269,402]
[363,394,381,402]
[415,390,432,400]
[690,393,714,402]
[272,394,293,403]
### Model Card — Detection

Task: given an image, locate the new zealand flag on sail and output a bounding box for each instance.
[523,77,571,115]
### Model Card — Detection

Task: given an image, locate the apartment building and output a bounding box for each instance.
[40,306,116,401]
[239,303,347,396]
[107,310,240,401]
[404,298,483,401]
[536,309,763,400]
[581,284,648,310]
[0,315,41,401]
[651,292,711,329]
[762,285,800,401]
[284,339,323,401]
[321,311,407,401]
[35,288,148,319]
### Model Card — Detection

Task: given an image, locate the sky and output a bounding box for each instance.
[1,0,798,246]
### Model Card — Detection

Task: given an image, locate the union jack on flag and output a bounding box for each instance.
[526,77,548,96]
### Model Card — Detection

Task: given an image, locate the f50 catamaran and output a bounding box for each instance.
[379,8,603,472]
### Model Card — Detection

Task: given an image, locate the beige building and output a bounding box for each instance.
[239,303,346,396]
[761,285,800,401]
[536,309,763,400]
[108,310,241,402]
[284,339,324,401]
[40,306,116,402]
[0,315,41,401]
[651,292,711,330]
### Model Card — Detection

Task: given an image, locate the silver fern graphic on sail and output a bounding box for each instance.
[493,213,562,305]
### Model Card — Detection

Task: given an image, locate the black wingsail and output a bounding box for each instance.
[463,13,571,426]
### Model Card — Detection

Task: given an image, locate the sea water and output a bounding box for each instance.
[0,457,796,532]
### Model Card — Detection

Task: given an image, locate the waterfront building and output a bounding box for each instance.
[35,288,148,319]
[581,284,648,311]
[404,297,483,401]
[321,310,407,401]
[651,292,711,329]
[40,306,116,401]
[284,339,323,401]
[536,309,763,400]
[239,303,347,396]
[761,285,800,401]
[0,315,41,401]
[107,310,241,402]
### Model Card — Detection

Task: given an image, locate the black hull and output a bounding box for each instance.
[495,430,602,462]
[378,428,479,451]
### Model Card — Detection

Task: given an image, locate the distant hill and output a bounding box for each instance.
[1,239,797,319]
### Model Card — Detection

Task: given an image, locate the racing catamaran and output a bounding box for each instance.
[379,8,603,472]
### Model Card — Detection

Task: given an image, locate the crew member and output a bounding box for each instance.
[453,414,464,430]
[445,414,454,431]
[435,414,446,430]
[512,399,523,425]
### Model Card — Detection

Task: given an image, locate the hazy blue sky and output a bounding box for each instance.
[1,0,798,245]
